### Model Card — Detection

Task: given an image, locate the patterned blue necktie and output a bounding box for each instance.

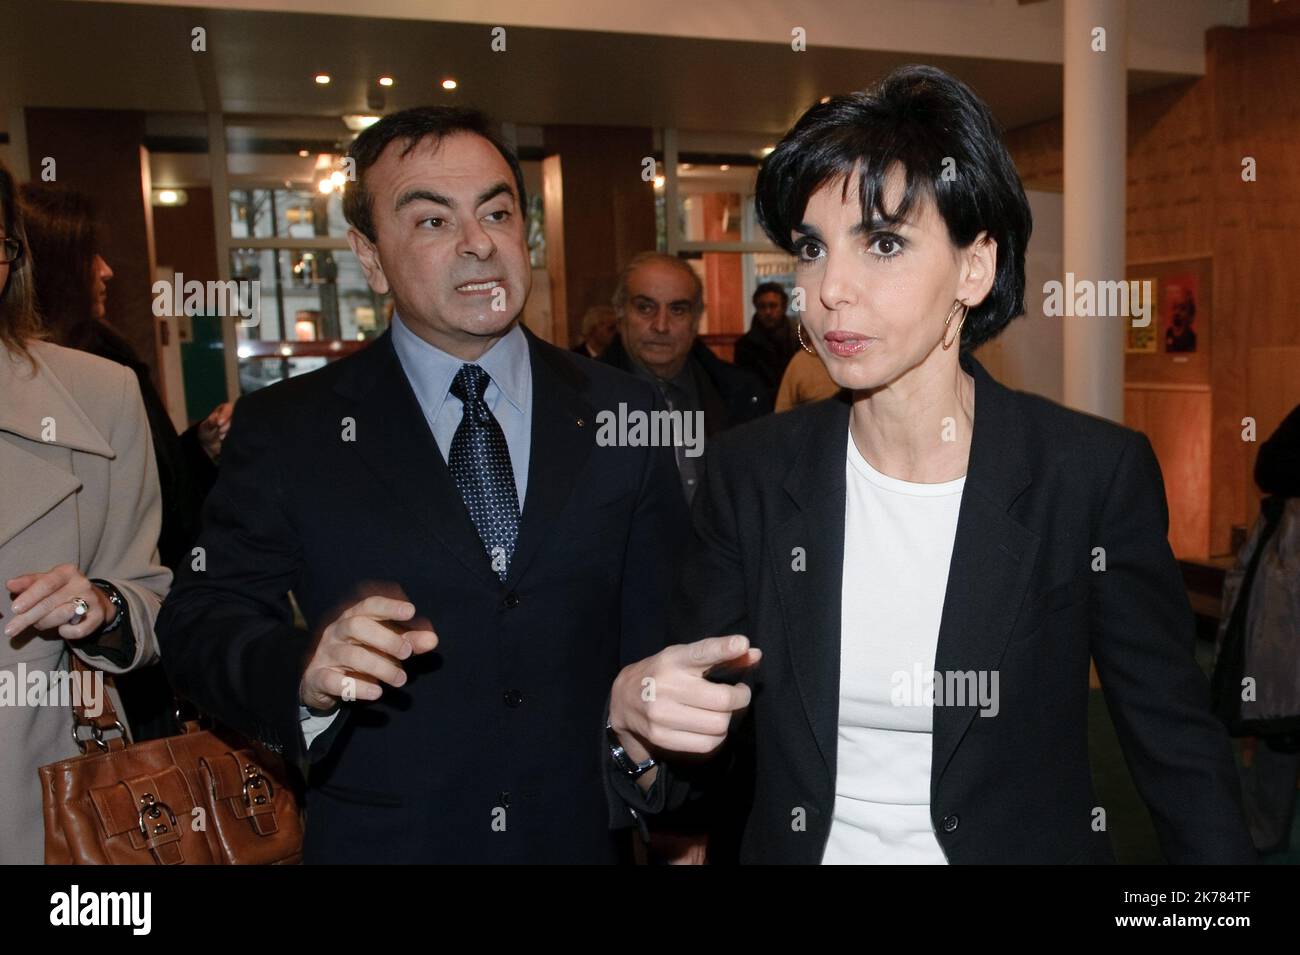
[448,363,520,581]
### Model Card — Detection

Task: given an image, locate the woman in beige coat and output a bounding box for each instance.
[0,159,171,864]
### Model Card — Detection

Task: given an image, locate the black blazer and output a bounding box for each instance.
[610,353,1256,864]
[599,334,773,426]
[157,327,689,863]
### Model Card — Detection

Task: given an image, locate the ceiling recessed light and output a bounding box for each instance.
[343,114,381,132]
[378,76,394,87]
[719,164,730,172]
[441,78,458,90]
[315,73,331,85]
[298,149,310,158]
[153,188,187,206]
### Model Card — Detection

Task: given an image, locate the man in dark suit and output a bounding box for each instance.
[600,251,770,503]
[156,106,688,863]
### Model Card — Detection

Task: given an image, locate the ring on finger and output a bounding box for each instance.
[69,596,90,622]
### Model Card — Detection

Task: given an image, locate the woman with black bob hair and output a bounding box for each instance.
[606,65,1255,864]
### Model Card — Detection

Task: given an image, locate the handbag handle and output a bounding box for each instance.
[66,652,129,753]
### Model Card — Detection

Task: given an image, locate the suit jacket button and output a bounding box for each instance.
[503,592,520,609]
[503,690,523,708]
[941,814,959,833]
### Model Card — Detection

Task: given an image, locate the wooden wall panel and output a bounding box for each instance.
[541,153,566,346]
[1004,119,1063,192]
[1008,24,1300,557]
[1124,386,1212,558]
[541,126,656,347]
[1125,80,1213,263]
[1208,26,1300,553]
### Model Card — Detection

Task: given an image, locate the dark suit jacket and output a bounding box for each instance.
[609,353,1256,864]
[599,335,772,428]
[157,327,689,863]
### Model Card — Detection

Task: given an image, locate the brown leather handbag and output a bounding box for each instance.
[40,657,303,864]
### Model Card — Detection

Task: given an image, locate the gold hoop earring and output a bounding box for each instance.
[942,300,968,351]
[796,322,816,355]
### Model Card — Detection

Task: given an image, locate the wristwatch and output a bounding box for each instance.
[606,720,656,778]
[88,578,127,635]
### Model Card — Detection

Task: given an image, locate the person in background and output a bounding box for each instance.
[775,327,841,411]
[1229,404,1300,854]
[733,281,797,392]
[20,183,231,738]
[600,251,770,503]
[0,159,171,864]
[572,304,617,358]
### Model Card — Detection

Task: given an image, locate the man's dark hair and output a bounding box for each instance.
[342,106,527,244]
[752,281,788,308]
[754,64,1032,350]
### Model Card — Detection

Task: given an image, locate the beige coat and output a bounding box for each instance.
[0,339,171,864]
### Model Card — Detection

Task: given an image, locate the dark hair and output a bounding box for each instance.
[342,106,527,243]
[754,64,1032,350]
[752,281,788,307]
[0,161,42,360]
[18,182,101,350]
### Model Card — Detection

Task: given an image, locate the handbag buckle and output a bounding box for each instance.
[241,764,273,808]
[137,792,178,838]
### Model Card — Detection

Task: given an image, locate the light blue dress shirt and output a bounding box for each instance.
[389,311,533,504]
[300,314,534,747]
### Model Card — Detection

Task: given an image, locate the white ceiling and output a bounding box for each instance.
[0,0,1238,143]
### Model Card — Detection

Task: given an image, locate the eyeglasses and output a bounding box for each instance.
[0,237,21,265]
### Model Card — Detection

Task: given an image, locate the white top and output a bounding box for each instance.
[821,428,965,865]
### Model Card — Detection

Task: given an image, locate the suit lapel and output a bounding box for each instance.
[505,330,595,589]
[769,396,852,793]
[930,354,1038,785]
[333,331,500,587]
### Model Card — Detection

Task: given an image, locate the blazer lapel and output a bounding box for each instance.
[769,395,852,793]
[0,346,115,550]
[930,354,1038,785]
[333,331,499,587]
[504,330,595,589]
